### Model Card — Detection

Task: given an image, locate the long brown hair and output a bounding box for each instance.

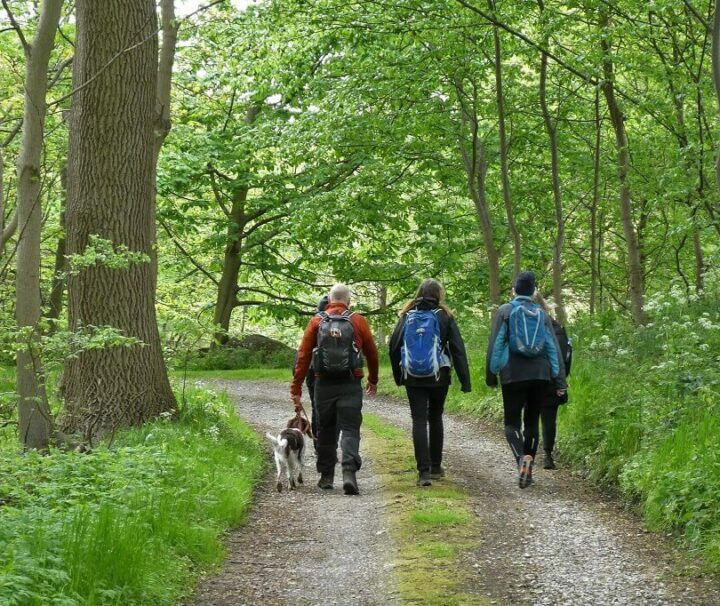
[533,291,554,319]
[399,278,454,317]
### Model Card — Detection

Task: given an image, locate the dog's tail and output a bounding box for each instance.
[265,433,288,450]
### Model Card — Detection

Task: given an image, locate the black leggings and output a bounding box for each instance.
[405,385,449,473]
[540,405,559,454]
[500,380,546,463]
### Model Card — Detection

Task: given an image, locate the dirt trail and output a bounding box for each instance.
[192,380,720,606]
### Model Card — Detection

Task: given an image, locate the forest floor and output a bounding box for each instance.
[191,380,720,606]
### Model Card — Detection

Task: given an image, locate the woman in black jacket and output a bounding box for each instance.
[533,292,572,470]
[389,279,471,486]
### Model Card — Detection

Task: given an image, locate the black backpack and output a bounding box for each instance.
[312,311,361,377]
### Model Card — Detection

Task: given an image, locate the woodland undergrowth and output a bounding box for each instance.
[0,383,264,605]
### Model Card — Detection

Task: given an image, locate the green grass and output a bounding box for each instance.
[174,367,290,381]
[363,413,488,605]
[411,507,472,526]
[0,383,265,605]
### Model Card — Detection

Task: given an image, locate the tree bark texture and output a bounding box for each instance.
[213,187,249,345]
[712,0,720,193]
[455,79,502,306]
[63,0,176,439]
[212,103,262,344]
[15,0,64,450]
[600,12,647,325]
[149,0,178,280]
[538,41,567,325]
[489,0,521,276]
[590,90,601,315]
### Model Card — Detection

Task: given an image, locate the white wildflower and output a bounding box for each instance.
[699,317,714,330]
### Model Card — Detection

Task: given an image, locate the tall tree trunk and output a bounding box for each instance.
[212,187,249,345]
[1,149,18,258]
[0,148,4,239]
[454,79,502,305]
[651,31,708,294]
[489,0,521,275]
[63,0,176,440]
[211,103,262,344]
[712,0,720,193]
[692,219,705,291]
[376,283,388,345]
[599,11,647,325]
[537,6,567,324]
[590,90,602,315]
[46,164,67,327]
[14,0,64,450]
[150,0,177,252]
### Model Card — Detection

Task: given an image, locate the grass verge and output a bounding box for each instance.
[0,383,264,605]
[363,413,488,605]
[173,367,290,382]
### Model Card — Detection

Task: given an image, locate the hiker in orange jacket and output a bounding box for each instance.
[292,283,379,495]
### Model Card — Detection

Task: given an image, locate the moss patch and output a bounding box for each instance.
[363,413,489,605]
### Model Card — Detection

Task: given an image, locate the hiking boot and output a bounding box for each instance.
[518,455,534,489]
[342,469,359,495]
[430,466,446,480]
[416,471,432,487]
[317,472,334,489]
[543,452,556,470]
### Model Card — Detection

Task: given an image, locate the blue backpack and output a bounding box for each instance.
[508,300,547,357]
[401,309,450,378]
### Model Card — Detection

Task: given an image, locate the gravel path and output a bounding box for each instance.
[363,392,720,606]
[192,380,720,606]
[191,380,400,606]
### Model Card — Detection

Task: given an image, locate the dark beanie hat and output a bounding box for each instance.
[514,271,536,296]
[317,295,330,312]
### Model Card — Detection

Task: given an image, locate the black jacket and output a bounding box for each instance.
[544,319,572,406]
[389,299,471,392]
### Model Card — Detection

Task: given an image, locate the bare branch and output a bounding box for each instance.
[48,55,73,89]
[1,119,23,148]
[1,0,30,55]
[158,216,219,286]
[0,211,18,255]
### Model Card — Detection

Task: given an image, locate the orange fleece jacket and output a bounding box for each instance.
[291,302,379,398]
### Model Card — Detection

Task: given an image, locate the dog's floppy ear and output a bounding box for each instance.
[298,416,312,436]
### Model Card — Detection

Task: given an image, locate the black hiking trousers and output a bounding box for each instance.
[501,380,548,463]
[540,404,559,454]
[406,385,449,473]
[315,377,363,474]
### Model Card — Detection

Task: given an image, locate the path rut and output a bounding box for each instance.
[192,380,720,606]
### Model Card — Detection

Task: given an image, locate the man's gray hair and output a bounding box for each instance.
[329,283,351,304]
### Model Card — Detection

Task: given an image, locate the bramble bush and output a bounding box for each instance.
[0,383,264,605]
